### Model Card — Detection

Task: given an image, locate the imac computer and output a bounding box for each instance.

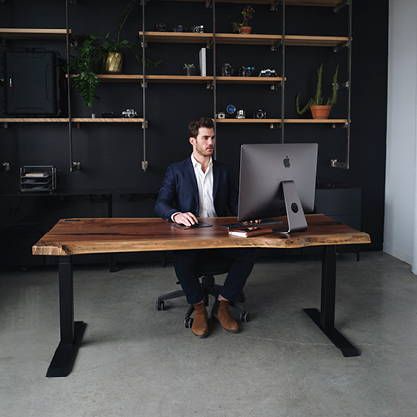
[236,143,318,234]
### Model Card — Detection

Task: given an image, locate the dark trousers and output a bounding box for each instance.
[173,248,257,305]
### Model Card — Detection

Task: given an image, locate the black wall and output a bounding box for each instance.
[0,0,388,266]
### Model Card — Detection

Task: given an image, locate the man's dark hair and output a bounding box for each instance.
[188,117,215,138]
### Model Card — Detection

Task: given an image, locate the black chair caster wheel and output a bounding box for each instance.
[240,312,250,322]
[184,317,194,328]
[156,299,166,311]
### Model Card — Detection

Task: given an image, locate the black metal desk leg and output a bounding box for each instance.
[304,245,360,357]
[46,256,87,377]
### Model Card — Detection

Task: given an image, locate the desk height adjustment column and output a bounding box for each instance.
[304,245,360,357]
[46,256,87,377]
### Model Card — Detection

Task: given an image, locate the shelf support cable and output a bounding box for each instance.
[65,0,80,172]
[212,0,218,160]
[140,0,148,171]
[280,0,286,143]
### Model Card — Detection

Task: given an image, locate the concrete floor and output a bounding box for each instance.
[1,252,417,417]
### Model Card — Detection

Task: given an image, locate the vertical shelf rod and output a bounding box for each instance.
[65,0,74,172]
[212,0,217,159]
[280,0,286,143]
[345,0,352,170]
[141,0,148,171]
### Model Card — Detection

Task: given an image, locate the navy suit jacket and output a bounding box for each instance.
[155,157,238,220]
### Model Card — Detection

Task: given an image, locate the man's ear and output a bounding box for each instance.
[189,137,196,146]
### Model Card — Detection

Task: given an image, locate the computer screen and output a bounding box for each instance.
[238,143,318,229]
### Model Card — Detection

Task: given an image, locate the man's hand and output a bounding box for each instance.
[172,212,199,227]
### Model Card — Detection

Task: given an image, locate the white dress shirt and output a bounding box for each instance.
[191,154,217,218]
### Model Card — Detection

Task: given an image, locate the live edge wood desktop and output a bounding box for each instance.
[32,214,370,377]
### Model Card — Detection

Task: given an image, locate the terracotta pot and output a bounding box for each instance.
[105,52,123,73]
[310,104,331,119]
[239,26,252,34]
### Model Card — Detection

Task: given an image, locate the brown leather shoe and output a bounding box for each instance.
[214,300,240,333]
[191,303,209,338]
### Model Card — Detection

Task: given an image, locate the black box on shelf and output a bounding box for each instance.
[19,166,57,193]
[5,51,64,116]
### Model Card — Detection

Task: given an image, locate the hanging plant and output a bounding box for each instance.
[70,36,102,108]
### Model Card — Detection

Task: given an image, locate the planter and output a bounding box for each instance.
[105,52,123,73]
[310,104,331,119]
[239,26,252,34]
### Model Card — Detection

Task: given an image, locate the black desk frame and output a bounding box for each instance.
[46,245,360,377]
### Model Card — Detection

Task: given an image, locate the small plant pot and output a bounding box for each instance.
[239,26,252,34]
[105,52,123,73]
[310,104,331,119]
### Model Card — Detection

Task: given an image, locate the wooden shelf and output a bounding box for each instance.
[139,31,348,47]
[71,118,144,123]
[285,35,348,47]
[216,76,283,83]
[0,28,70,39]
[172,0,345,6]
[216,118,282,124]
[216,118,348,124]
[139,31,212,44]
[0,118,144,124]
[0,118,69,123]
[92,74,283,84]
[285,118,348,124]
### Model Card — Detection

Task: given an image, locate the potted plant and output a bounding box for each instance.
[296,64,339,119]
[233,5,255,34]
[101,0,135,73]
[70,36,102,108]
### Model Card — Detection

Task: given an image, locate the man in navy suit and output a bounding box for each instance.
[155,117,256,338]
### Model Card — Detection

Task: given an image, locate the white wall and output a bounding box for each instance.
[384,0,417,272]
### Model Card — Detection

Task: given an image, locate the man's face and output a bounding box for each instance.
[190,127,216,157]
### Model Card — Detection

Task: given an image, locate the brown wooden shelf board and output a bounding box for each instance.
[172,0,344,6]
[285,118,348,124]
[92,74,283,84]
[216,118,282,124]
[0,118,144,124]
[71,118,144,123]
[0,28,71,39]
[0,118,69,123]
[139,31,348,47]
[285,35,349,47]
[215,118,348,124]
[139,31,213,43]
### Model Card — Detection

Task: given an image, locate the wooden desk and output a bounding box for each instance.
[32,215,370,377]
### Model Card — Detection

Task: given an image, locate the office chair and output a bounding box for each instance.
[156,254,250,328]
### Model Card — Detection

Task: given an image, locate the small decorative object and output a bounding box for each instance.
[226,104,237,118]
[232,6,255,34]
[259,68,277,77]
[221,63,234,76]
[254,109,267,119]
[91,113,96,118]
[154,23,167,32]
[184,63,196,76]
[296,64,339,119]
[236,109,246,119]
[191,25,205,33]
[20,166,56,193]
[239,65,255,77]
[216,112,226,119]
[121,108,137,118]
[1,162,11,172]
[173,24,185,32]
[102,112,116,118]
